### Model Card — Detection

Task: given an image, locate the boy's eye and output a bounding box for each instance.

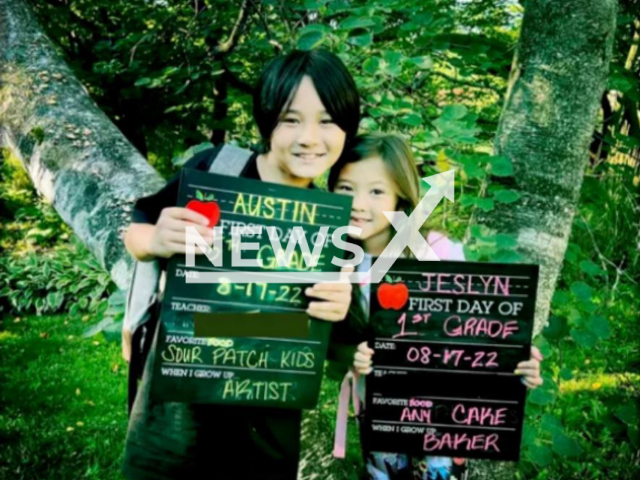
[321,118,335,125]
[282,117,299,124]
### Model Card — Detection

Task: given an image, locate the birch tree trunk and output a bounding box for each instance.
[0,0,164,290]
[475,0,617,336]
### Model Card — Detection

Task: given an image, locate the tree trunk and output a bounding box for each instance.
[0,0,165,290]
[474,0,617,336]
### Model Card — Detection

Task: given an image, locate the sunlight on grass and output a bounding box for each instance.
[560,372,640,393]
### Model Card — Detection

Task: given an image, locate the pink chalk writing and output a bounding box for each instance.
[393,313,418,339]
[419,274,511,296]
[407,346,432,365]
[443,316,519,340]
[400,407,432,423]
[451,404,508,426]
[409,398,434,408]
[423,432,501,453]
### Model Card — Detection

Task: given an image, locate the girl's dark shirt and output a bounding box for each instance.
[124,146,301,480]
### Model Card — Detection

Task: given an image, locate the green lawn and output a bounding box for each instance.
[1,311,637,480]
[0,313,127,479]
[0,312,362,480]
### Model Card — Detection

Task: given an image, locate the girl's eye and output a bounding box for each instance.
[371,188,385,196]
[321,118,335,125]
[282,117,299,124]
[335,184,353,193]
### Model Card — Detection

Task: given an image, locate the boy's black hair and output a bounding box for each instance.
[253,49,360,152]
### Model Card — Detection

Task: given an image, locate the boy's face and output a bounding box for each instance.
[268,75,347,180]
[333,157,399,247]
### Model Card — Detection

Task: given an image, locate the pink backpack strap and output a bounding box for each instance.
[333,369,360,458]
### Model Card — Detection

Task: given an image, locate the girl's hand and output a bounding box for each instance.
[515,346,544,389]
[305,265,354,322]
[354,341,375,375]
[149,207,213,258]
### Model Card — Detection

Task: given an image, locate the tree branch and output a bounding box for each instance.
[213,0,251,55]
[223,66,253,95]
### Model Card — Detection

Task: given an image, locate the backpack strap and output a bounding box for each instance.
[208,144,253,175]
[126,143,252,415]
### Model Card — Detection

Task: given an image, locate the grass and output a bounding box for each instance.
[1,310,637,480]
[0,312,363,480]
[0,313,127,480]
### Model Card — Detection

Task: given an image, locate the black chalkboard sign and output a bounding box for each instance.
[150,168,352,409]
[364,259,539,461]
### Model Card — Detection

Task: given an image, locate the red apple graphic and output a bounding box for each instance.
[186,199,220,227]
[377,283,409,310]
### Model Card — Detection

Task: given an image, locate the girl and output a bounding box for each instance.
[327,133,543,480]
[122,49,359,480]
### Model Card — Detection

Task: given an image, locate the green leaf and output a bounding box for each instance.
[460,158,485,179]
[362,57,380,75]
[587,315,610,339]
[441,104,467,120]
[528,388,555,405]
[134,77,152,87]
[399,113,422,127]
[408,56,432,69]
[615,402,639,426]
[476,198,495,212]
[493,250,521,263]
[47,291,63,310]
[543,315,568,341]
[339,16,375,30]
[462,244,480,261]
[570,281,592,302]
[359,117,378,130]
[552,433,583,458]
[541,414,564,435]
[304,0,325,9]
[570,328,597,348]
[196,190,204,201]
[551,290,570,307]
[298,30,325,50]
[559,367,573,380]
[494,234,517,248]
[348,29,373,47]
[579,260,605,277]
[527,444,553,467]
[493,189,520,204]
[488,155,513,177]
[459,195,477,207]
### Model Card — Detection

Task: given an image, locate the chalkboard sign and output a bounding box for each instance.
[150,168,352,409]
[364,259,539,461]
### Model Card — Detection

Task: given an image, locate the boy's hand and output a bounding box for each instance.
[149,207,214,258]
[305,265,354,322]
[515,346,543,389]
[354,341,375,375]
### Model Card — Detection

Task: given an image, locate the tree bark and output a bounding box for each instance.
[0,0,164,290]
[474,0,617,336]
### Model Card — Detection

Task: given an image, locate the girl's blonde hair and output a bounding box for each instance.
[328,132,421,225]
[328,133,423,335]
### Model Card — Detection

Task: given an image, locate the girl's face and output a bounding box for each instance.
[269,75,347,180]
[334,157,399,251]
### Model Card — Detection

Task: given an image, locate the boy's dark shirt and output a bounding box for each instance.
[123,146,301,480]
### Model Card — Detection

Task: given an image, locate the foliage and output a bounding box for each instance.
[0,236,115,318]
[2,0,639,478]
